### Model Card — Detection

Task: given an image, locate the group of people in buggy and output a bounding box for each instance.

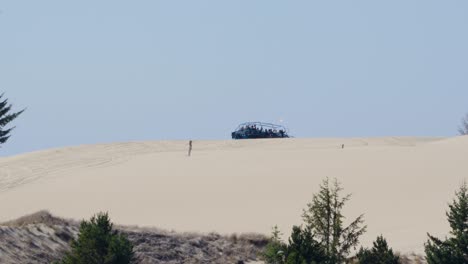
[231,122,289,139]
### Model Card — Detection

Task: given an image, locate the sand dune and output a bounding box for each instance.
[0,136,467,255]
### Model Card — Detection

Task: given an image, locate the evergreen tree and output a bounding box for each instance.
[263,225,326,264]
[284,226,326,264]
[425,182,468,264]
[263,226,287,264]
[0,93,24,146]
[60,212,134,264]
[356,235,400,264]
[302,178,366,263]
[459,113,468,135]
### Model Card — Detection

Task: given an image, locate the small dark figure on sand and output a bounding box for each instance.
[188,140,193,156]
[342,144,344,149]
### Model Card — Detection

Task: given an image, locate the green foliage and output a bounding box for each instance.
[263,226,287,264]
[60,212,134,264]
[356,235,399,264]
[0,93,24,145]
[302,178,366,263]
[284,226,326,264]
[425,182,468,264]
[263,225,326,264]
[264,178,366,264]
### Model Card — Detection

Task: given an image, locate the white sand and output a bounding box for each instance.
[0,136,467,254]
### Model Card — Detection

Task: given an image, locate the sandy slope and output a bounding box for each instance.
[0,137,467,254]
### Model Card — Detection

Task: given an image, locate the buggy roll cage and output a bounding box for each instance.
[233,122,289,133]
[231,122,290,139]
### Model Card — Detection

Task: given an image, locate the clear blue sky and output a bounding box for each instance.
[1,1,467,156]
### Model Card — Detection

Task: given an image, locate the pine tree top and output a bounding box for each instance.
[0,93,25,146]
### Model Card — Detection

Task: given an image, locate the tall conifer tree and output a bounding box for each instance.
[302,178,366,263]
[425,182,468,264]
[0,93,24,145]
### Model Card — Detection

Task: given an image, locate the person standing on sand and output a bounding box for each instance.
[188,140,193,156]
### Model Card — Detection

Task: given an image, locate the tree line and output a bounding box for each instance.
[42,177,465,264]
[263,178,468,264]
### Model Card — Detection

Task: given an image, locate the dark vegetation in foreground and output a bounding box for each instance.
[0,179,465,263]
[425,182,468,264]
[262,178,467,264]
[0,211,267,264]
[58,212,134,264]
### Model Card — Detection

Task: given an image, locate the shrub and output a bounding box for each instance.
[425,182,468,264]
[263,226,286,264]
[60,212,134,264]
[356,235,399,264]
[284,226,326,264]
